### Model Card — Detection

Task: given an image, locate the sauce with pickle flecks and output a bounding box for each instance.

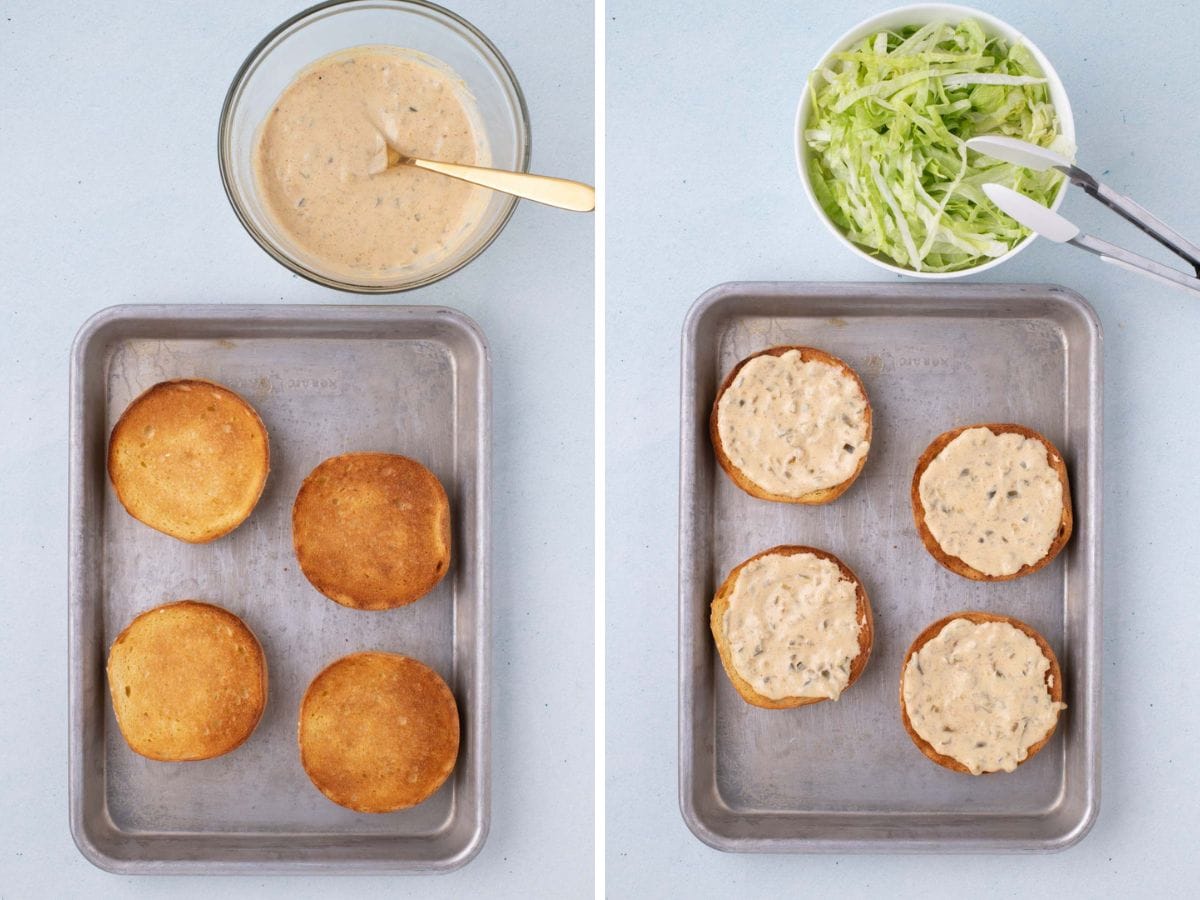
[903,619,1065,774]
[253,46,490,279]
[919,428,1063,577]
[716,350,870,497]
[724,551,862,701]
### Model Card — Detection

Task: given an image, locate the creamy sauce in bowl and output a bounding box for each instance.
[253,46,490,281]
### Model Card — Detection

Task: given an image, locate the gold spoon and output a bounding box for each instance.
[385,146,594,212]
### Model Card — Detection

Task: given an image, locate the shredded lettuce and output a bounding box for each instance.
[805,20,1074,272]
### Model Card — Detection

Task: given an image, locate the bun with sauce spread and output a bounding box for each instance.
[912,423,1072,581]
[711,346,872,504]
[900,611,1065,775]
[711,545,873,709]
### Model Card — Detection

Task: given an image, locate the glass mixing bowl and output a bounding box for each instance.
[219,0,530,292]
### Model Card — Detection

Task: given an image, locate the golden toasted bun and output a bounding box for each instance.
[107,380,270,543]
[292,453,451,610]
[710,545,873,709]
[710,346,872,504]
[298,652,460,813]
[911,423,1073,581]
[899,611,1064,775]
[106,601,267,762]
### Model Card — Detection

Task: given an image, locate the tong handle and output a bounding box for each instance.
[1069,169,1200,275]
[1072,233,1200,296]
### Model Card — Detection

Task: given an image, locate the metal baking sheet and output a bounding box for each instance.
[679,283,1101,853]
[69,304,490,874]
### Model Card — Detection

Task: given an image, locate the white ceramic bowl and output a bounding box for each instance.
[794,3,1075,279]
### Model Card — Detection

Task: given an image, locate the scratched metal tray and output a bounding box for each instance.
[679,283,1101,853]
[69,304,490,873]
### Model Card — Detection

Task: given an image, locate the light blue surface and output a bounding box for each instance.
[0,1,593,895]
[607,0,1199,896]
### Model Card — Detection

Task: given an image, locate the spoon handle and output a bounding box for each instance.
[409,158,595,212]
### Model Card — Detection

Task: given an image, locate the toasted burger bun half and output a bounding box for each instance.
[899,610,1064,775]
[107,379,270,543]
[711,545,873,709]
[107,600,268,761]
[911,423,1073,582]
[710,346,872,504]
[292,452,451,610]
[298,652,460,813]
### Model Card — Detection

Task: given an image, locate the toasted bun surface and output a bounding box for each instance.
[710,346,872,504]
[107,379,270,543]
[106,601,267,761]
[298,652,460,813]
[292,453,451,610]
[899,611,1064,775]
[710,545,873,709]
[911,423,1073,581]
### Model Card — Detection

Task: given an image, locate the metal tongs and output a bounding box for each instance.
[967,135,1200,296]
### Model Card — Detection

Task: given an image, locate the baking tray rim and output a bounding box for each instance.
[677,281,1102,854]
[68,302,492,874]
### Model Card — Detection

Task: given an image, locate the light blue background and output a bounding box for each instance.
[608,0,1198,896]
[0,0,593,896]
